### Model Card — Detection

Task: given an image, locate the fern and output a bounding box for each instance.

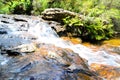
[63,16,114,41]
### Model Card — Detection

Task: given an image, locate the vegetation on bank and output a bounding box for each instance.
[63,16,114,41]
[0,0,120,41]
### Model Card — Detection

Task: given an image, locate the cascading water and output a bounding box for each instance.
[0,15,120,79]
[0,17,120,67]
[28,21,120,67]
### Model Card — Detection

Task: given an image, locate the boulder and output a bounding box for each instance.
[0,15,38,55]
[41,8,83,22]
[45,20,65,33]
[0,43,102,80]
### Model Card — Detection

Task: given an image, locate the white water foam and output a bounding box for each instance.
[1,20,120,67]
[28,22,120,67]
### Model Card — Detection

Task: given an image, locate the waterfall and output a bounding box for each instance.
[28,22,120,67]
[0,15,120,80]
[0,18,120,67]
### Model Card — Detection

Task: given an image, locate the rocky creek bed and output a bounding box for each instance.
[0,14,120,80]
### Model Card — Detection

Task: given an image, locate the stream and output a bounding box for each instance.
[0,14,120,80]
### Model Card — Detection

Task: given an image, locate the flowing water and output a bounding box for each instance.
[0,15,120,79]
[1,19,120,67]
[28,21,120,67]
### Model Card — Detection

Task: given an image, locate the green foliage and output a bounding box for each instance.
[47,0,120,39]
[32,0,49,15]
[0,0,32,14]
[48,0,82,13]
[0,0,120,16]
[63,16,114,41]
[0,0,10,14]
[0,0,120,41]
[59,0,120,41]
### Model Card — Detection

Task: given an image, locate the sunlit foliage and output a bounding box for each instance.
[0,0,120,41]
[0,0,32,14]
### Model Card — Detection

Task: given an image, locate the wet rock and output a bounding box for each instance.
[101,38,120,55]
[67,63,97,77]
[10,43,37,53]
[13,17,28,22]
[61,37,82,44]
[1,43,37,56]
[0,24,9,34]
[0,44,101,80]
[36,44,86,67]
[90,63,120,80]
[0,33,37,55]
[46,21,66,34]
[111,46,120,54]
[0,15,40,55]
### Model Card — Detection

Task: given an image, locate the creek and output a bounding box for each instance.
[0,15,120,80]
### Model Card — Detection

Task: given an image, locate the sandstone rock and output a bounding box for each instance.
[61,37,82,44]
[90,63,120,80]
[41,8,83,22]
[0,43,102,80]
[9,43,37,53]
[41,8,85,37]
[101,39,120,55]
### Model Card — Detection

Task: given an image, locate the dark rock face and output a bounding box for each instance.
[112,18,120,35]
[45,20,67,37]
[0,14,102,80]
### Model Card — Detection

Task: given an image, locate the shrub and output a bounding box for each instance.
[32,0,49,15]
[48,0,82,13]
[0,0,11,14]
[0,0,32,15]
[63,16,114,41]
